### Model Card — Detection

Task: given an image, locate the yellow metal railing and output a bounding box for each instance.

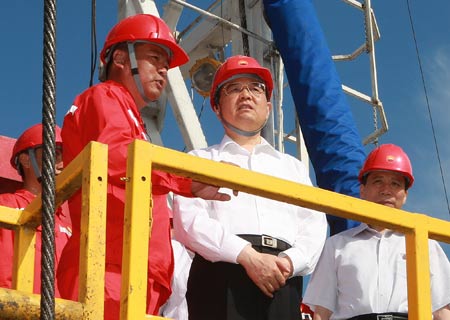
[0,141,107,319]
[1,139,449,319]
[121,140,450,320]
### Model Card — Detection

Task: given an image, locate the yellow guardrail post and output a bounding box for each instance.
[405,218,432,320]
[12,226,36,292]
[0,201,37,293]
[120,140,152,319]
[78,142,108,319]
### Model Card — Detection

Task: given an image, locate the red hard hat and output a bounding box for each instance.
[11,124,63,169]
[210,55,273,109]
[100,14,189,69]
[358,144,414,189]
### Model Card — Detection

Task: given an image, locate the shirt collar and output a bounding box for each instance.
[348,223,370,237]
[350,222,398,238]
[218,135,281,158]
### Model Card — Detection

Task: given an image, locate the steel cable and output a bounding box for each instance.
[40,0,57,318]
[406,0,450,216]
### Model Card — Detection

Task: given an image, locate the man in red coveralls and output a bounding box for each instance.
[0,123,72,296]
[57,14,230,319]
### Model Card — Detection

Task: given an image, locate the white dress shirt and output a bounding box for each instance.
[303,223,450,319]
[173,135,327,277]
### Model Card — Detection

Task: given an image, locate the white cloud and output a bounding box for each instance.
[407,45,450,221]
[427,45,450,114]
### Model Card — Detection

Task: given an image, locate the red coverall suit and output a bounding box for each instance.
[0,189,71,296]
[57,80,193,318]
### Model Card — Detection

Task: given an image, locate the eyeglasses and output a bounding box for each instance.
[222,82,266,97]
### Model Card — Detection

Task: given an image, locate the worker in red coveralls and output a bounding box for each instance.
[0,123,72,296]
[57,14,230,319]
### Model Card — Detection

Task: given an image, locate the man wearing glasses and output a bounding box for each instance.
[173,55,327,320]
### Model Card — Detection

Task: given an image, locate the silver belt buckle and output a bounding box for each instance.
[377,315,393,320]
[262,235,277,249]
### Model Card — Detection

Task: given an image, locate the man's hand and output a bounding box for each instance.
[190,161,240,201]
[191,181,236,201]
[276,255,293,280]
[237,245,287,297]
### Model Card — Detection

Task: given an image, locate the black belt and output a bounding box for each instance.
[348,313,408,320]
[238,234,291,251]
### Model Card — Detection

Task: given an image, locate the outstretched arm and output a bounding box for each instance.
[190,160,239,201]
[191,181,237,201]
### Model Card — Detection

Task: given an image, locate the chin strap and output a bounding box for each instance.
[127,42,154,105]
[27,149,42,183]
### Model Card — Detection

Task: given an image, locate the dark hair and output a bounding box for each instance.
[361,171,410,190]
[105,42,128,79]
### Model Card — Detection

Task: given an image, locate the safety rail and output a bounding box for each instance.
[122,139,450,320]
[0,141,107,319]
[1,139,450,319]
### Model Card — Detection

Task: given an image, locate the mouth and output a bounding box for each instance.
[378,200,395,207]
[236,104,254,111]
[154,79,165,89]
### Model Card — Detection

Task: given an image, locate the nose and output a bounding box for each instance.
[379,183,393,196]
[159,68,167,76]
[55,159,64,175]
[239,85,252,98]
[158,64,168,77]
[55,166,63,175]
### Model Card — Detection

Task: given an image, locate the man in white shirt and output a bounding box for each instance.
[303,143,450,320]
[173,55,328,320]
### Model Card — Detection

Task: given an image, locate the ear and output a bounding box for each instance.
[360,184,366,199]
[212,105,221,120]
[17,153,31,169]
[402,190,408,206]
[265,101,273,120]
[213,104,220,115]
[112,49,127,67]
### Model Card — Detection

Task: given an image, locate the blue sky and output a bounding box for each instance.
[1,1,450,247]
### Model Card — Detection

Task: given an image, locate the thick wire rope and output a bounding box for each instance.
[40,0,57,318]
[406,0,450,216]
[89,0,98,87]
